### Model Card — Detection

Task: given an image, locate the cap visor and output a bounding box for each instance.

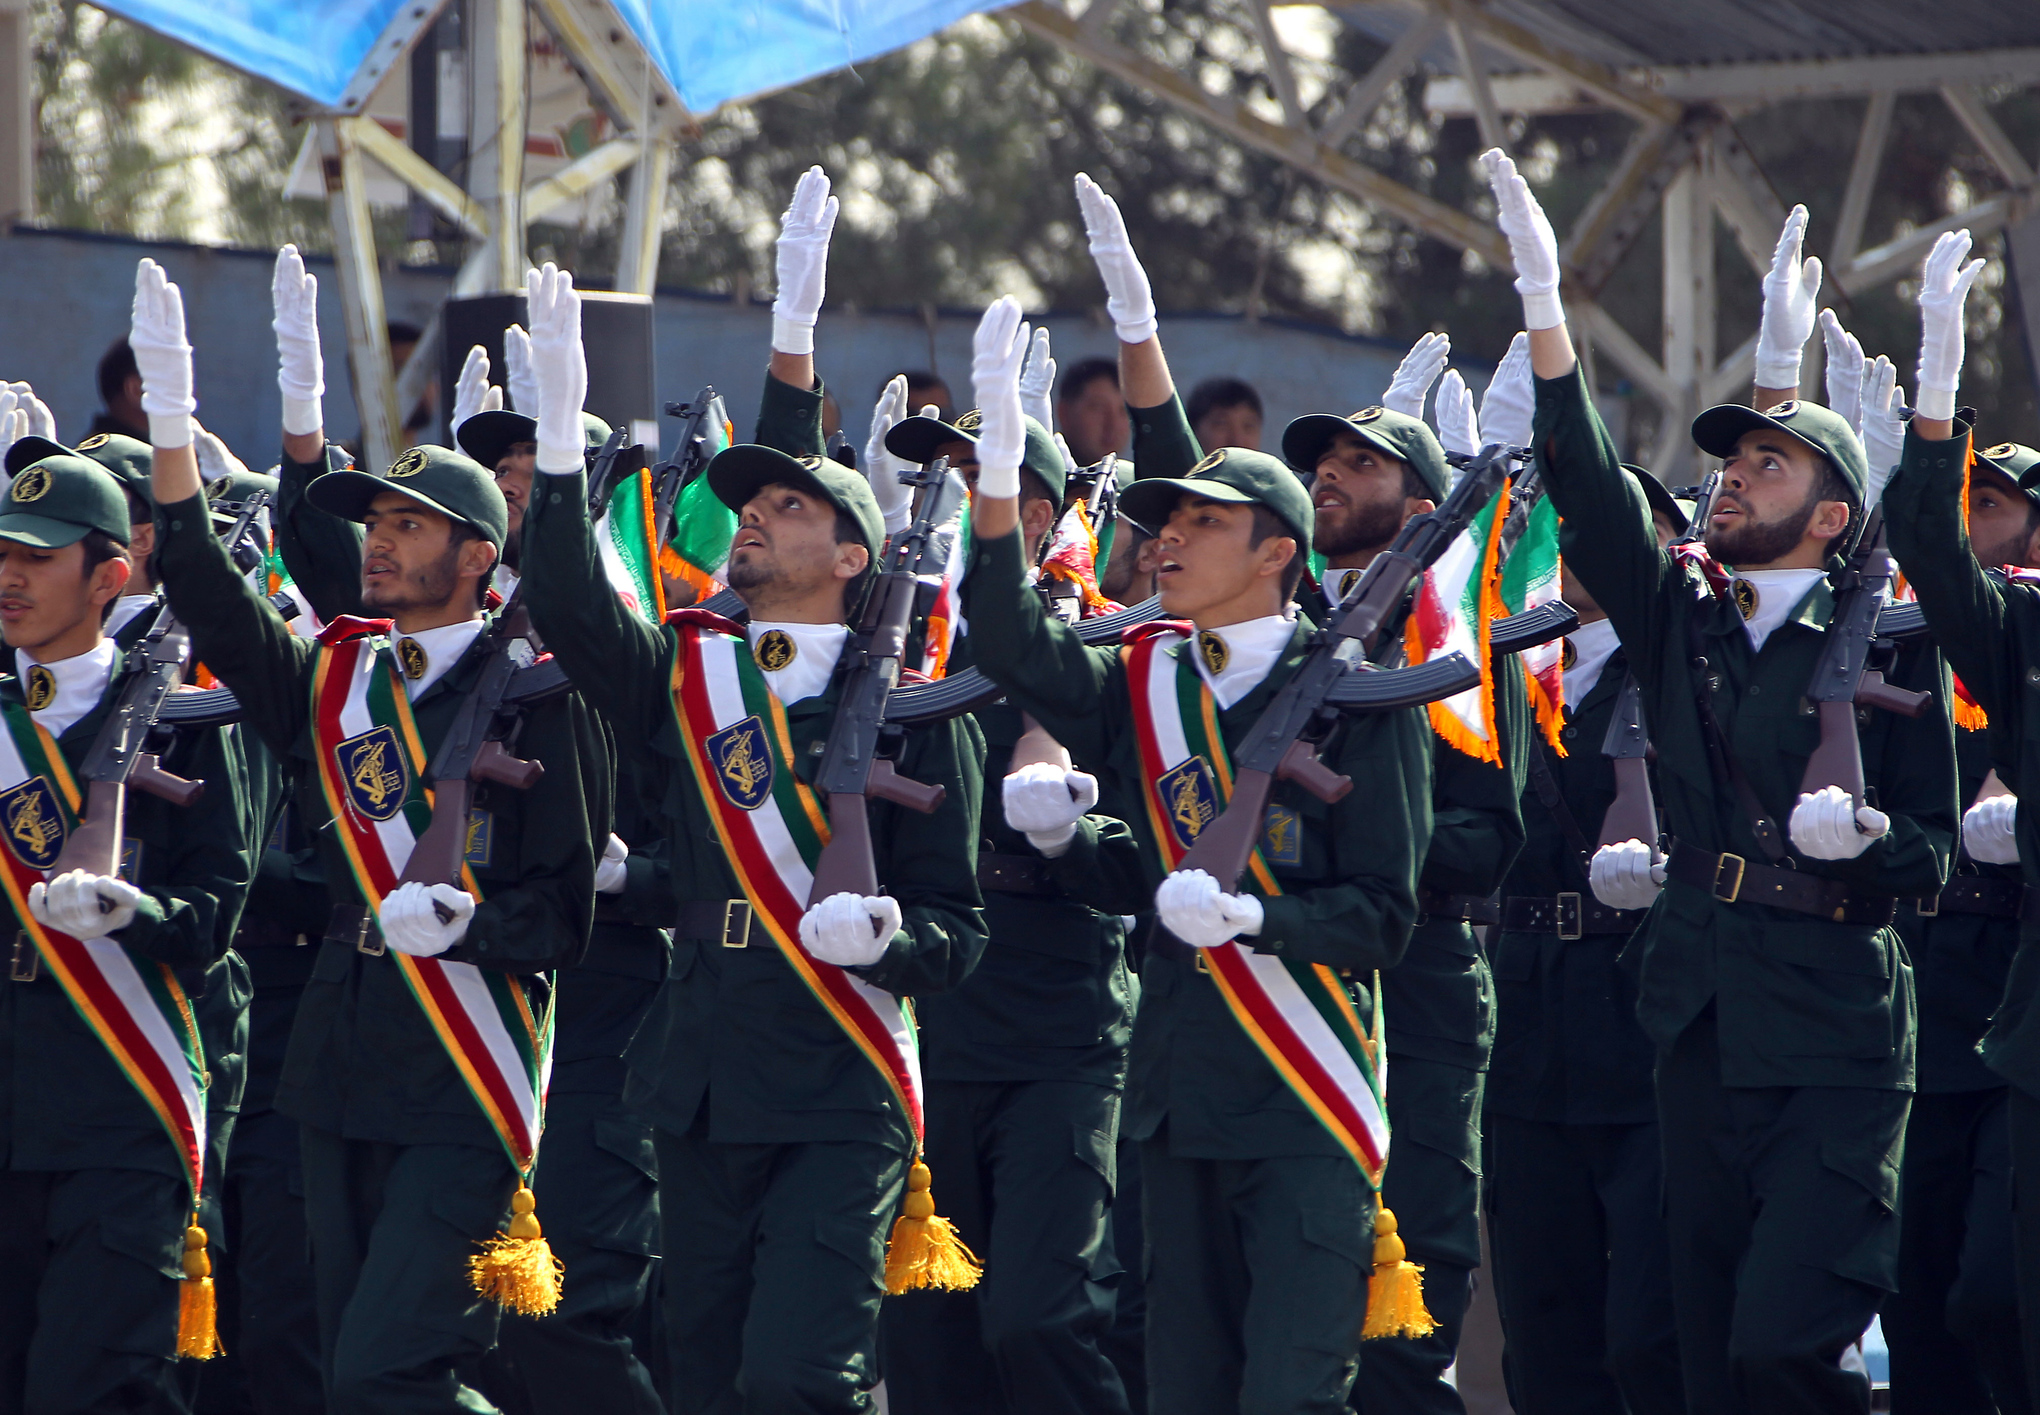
[884,414,974,466]
[305,468,470,530]
[1691,404,1818,462]
[706,444,832,519]
[1281,413,1406,475]
[4,437,67,479]
[1623,464,1689,534]
[0,512,95,549]
[1119,475,1258,531]
[455,410,538,470]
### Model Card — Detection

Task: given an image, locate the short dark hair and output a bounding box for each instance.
[892,369,948,401]
[833,505,878,620]
[82,529,127,622]
[1186,377,1263,430]
[98,339,138,405]
[1402,463,1432,502]
[1248,504,1305,600]
[1058,358,1119,405]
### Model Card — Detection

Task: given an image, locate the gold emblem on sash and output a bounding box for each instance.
[23,665,55,712]
[11,467,50,503]
[397,637,428,680]
[336,725,409,823]
[1197,630,1229,676]
[706,715,775,811]
[1731,578,1758,621]
[753,629,797,672]
[0,776,64,870]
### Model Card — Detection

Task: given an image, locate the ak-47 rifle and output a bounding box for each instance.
[1597,675,1658,850]
[585,425,649,521]
[651,389,727,554]
[806,457,969,904]
[52,491,274,880]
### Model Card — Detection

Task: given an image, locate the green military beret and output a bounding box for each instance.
[1976,440,2040,509]
[1280,406,1451,502]
[0,454,133,548]
[306,444,510,551]
[1691,399,1870,506]
[456,409,613,472]
[884,411,1067,505]
[706,444,887,563]
[1621,463,1689,535]
[1119,446,1314,549]
[8,432,152,516]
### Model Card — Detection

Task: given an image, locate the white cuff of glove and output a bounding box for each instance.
[148,413,193,450]
[536,441,584,476]
[1915,384,1957,421]
[1113,313,1157,346]
[975,461,1020,500]
[1754,356,1803,393]
[771,314,816,357]
[1026,823,1078,858]
[281,394,323,438]
[1519,289,1565,333]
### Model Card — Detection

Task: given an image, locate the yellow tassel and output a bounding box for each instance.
[469,1186,564,1316]
[176,1222,222,1359]
[883,1161,982,1294]
[1362,1205,1437,1340]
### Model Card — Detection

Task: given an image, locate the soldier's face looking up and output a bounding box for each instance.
[0,537,128,654]
[1312,432,1431,560]
[1705,430,1850,569]
[725,482,869,616]
[1151,494,1293,624]
[493,443,537,537]
[1967,465,2040,571]
[359,492,495,617]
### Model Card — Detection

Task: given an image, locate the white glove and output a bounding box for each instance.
[1018,325,1056,435]
[27,870,142,938]
[1478,332,1534,451]
[799,891,900,967]
[1383,331,1450,419]
[1433,369,1478,460]
[1788,784,1889,860]
[502,324,541,417]
[376,881,476,957]
[771,166,839,357]
[7,383,53,442]
[130,258,195,448]
[271,244,325,436]
[451,344,503,430]
[1002,761,1098,858]
[862,375,917,534]
[1963,794,2020,865]
[1861,356,1904,510]
[1479,149,1563,331]
[1074,172,1157,344]
[523,265,588,476]
[1588,839,1665,911]
[970,297,1030,500]
[596,833,629,893]
[1820,310,1866,433]
[0,400,24,475]
[1917,228,1986,422]
[191,422,251,484]
[1155,868,1264,949]
[1754,206,1822,392]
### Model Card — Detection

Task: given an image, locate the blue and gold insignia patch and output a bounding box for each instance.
[464,809,494,869]
[337,725,409,822]
[1262,804,1302,866]
[0,776,65,870]
[707,716,775,811]
[1158,756,1219,851]
[119,837,142,882]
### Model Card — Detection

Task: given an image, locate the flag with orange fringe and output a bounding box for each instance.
[1404,477,1511,764]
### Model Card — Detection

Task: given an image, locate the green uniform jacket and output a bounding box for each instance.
[1884,423,2040,1092]
[519,467,987,1155]
[154,493,611,1151]
[1534,367,1954,1090]
[960,528,1435,1159]
[0,656,255,1178]
[1128,393,1200,480]
[275,442,367,623]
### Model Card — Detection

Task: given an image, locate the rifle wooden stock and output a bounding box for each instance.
[1599,759,1659,849]
[130,754,203,807]
[1799,699,1869,810]
[53,780,125,878]
[809,794,880,903]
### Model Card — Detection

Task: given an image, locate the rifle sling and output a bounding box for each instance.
[1524,741,1596,878]
[1686,617,1788,865]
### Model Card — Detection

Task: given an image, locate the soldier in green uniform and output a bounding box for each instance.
[0,449,257,1413]
[137,255,613,1415]
[1483,470,1688,1415]
[1483,152,1956,1413]
[961,294,1436,1415]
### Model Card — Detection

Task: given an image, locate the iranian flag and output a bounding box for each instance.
[597,461,665,622]
[1403,477,1510,764]
[1501,495,1564,750]
[660,396,738,604]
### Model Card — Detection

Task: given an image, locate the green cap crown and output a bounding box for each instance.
[1978,440,2040,505]
[8,432,152,515]
[706,445,887,564]
[0,455,133,548]
[305,444,510,550]
[1281,406,1451,502]
[1691,399,1870,505]
[1118,446,1315,550]
[884,412,1067,504]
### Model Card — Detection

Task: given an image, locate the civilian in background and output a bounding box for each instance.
[1186,375,1264,452]
[90,337,148,440]
[1057,357,1124,466]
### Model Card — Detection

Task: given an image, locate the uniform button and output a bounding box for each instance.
[550,493,561,504]
[1748,684,1760,695]
[169,519,182,531]
[2028,668,2040,686]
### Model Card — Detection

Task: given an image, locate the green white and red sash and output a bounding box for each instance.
[666,612,926,1139]
[0,699,210,1203]
[309,620,551,1173]
[1123,626,1389,1187]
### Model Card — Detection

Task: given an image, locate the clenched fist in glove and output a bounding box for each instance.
[1002,761,1099,858]
[1589,840,1664,911]
[596,833,630,894]
[1788,785,1889,861]
[524,264,588,476]
[1963,794,2020,866]
[131,258,195,449]
[772,167,839,357]
[377,881,476,957]
[28,870,141,938]
[1074,173,1157,345]
[1155,868,1263,949]
[799,892,901,968]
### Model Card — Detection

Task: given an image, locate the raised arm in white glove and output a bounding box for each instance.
[1478,149,1563,332]
[1155,868,1263,948]
[971,297,1030,500]
[596,833,630,894]
[1963,794,2020,865]
[28,869,142,938]
[451,344,504,430]
[771,167,839,357]
[1860,356,1904,509]
[799,891,901,968]
[377,881,476,957]
[501,324,540,418]
[1917,228,1986,423]
[0,393,24,474]
[1002,761,1099,858]
[192,423,252,484]
[7,383,53,441]
[1383,332,1449,419]
[1754,206,1822,395]
[1820,310,1866,433]
[1018,326,1057,434]
[1788,784,1889,860]
[1074,173,1157,345]
[1433,369,1479,460]
[524,264,588,476]
[862,375,917,534]
[1479,332,1534,451]
[131,258,195,449]
[272,244,325,437]
[1588,839,1664,911]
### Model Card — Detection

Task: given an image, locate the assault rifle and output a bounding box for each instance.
[1597,675,1658,850]
[806,457,969,904]
[585,425,649,522]
[652,389,727,553]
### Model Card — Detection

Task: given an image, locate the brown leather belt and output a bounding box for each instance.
[1502,894,1646,940]
[324,903,384,955]
[977,852,1055,896]
[234,917,314,950]
[1665,841,1897,926]
[1922,876,2040,922]
[679,899,755,948]
[1417,889,1501,926]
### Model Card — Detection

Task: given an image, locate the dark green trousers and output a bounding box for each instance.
[1348,1057,1483,1415]
[2004,1085,2040,1407]
[1140,1129,1374,1415]
[298,1126,516,1415]
[1484,1115,1683,1415]
[1656,1013,1906,1415]
[1884,1086,2026,1414]
[881,1080,1129,1415]
[1099,1136,1147,1414]
[654,1118,904,1414]
[0,1166,192,1415]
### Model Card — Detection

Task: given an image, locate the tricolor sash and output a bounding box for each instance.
[1124,628,1390,1187]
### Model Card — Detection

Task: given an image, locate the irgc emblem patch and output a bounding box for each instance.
[1262,804,1302,866]
[337,725,409,822]
[75,434,110,452]
[387,447,428,479]
[707,715,774,811]
[753,629,797,672]
[23,665,55,712]
[1158,756,1219,851]
[10,467,50,503]
[1,775,65,870]
[464,809,494,868]
[1196,630,1229,676]
[954,409,984,434]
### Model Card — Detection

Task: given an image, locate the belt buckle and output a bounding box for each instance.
[9,931,37,982]
[1711,852,1746,904]
[721,899,753,949]
[1556,892,1583,941]
[355,910,385,957]
[1193,949,1210,975]
[1917,892,1941,918]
